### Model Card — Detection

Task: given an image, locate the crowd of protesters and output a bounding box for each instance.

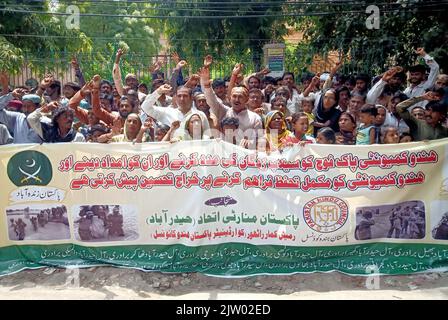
[0,46,447,153]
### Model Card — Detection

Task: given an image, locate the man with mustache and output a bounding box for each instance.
[199,56,262,145]
[404,47,439,108]
[396,91,447,141]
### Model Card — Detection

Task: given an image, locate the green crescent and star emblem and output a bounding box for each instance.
[7,151,53,186]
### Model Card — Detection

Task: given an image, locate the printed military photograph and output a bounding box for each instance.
[72,205,138,242]
[431,201,448,240]
[6,204,70,241]
[355,200,425,240]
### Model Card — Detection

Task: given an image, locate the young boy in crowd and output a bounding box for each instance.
[356,104,377,145]
[301,97,315,136]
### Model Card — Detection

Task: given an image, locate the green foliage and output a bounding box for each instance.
[163,0,289,73]
[0,1,161,79]
[56,1,161,80]
[0,0,90,75]
[285,41,315,76]
[0,36,23,73]
[291,0,448,75]
[1,0,446,82]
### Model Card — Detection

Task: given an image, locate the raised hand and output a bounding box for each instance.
[176,60,188,70]
[415,47,426,57]
[185,74,200,88]
[330,59,343,75]
[40,74,54,89]
[311,73,321,87]
[199,66,210,80]
[259,67,271,76]
[171,52,180,65]
[203,55,213,68]
[236,73,244,84]
[149,61,161,73]
[115,48,125,64]
[393,66,404,73]
[232,63,243,76]
[11,88,28,99]
[80,80,94,96]
[91,74,101,90]
[198,67,211,87]
[382,66,404,81]
[422,91,440,101]
[253,107,265,116]
[42,101,60,113]
[157,84,172,95]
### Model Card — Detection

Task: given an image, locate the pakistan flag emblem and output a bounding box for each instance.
[7,151,53,186]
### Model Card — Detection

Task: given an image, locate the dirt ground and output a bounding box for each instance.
[0,267,447,300]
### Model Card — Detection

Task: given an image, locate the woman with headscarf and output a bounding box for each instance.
[262,110,292,153]
[109,113,142,143]
[335,112,356,145]
[313,88,341,136]
[169,112,210,142]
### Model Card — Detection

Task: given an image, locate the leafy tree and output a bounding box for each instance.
[291,0,447,75]
[3,0,445,83]
[0,0,91,74]
[163,0,289,73]
[0,0,162,80]
[55,0,162,80]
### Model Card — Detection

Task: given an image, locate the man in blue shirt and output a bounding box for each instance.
[0,91,43,143]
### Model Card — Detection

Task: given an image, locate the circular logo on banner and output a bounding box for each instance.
[303,196,348,233]
[7,151,53,187]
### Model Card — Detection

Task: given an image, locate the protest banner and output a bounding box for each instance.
[1,139,447,276]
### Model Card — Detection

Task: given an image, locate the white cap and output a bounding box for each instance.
[320,73,330,81]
